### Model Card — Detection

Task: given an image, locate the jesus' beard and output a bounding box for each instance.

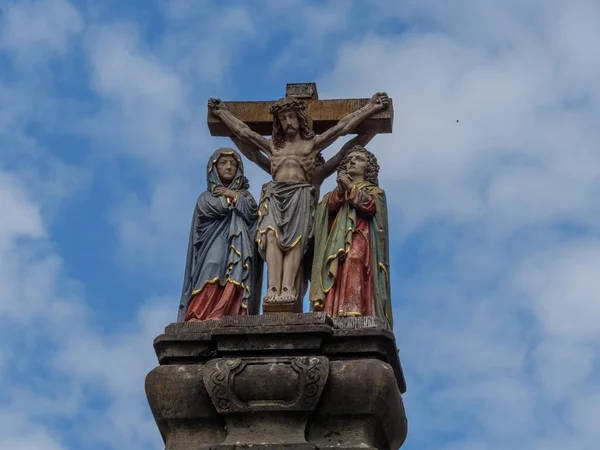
[285,126,298,138]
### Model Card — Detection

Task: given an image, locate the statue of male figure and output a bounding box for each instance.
[208,93,389,306]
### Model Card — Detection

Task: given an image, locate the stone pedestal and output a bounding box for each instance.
[261,299,297,314]
[145,313,408,450]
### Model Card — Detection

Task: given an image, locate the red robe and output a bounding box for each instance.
[182,180,249,322]
[185,281,247,321]
[322,188,376,317]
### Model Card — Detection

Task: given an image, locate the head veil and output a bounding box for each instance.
[206,147,246,193]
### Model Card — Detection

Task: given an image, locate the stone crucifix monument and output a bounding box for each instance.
[207,83,393,314]
[145,83,407,450]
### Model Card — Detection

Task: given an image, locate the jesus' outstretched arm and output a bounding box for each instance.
[314,92,389,151]
[208,98,272,157]
[230,136,271,174]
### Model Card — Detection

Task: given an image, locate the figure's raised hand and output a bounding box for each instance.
[208,98,226,112]
[336,176,346,195]
[369,92,389,109]
[337,172,353,193]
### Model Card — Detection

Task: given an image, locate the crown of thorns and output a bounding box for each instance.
[269,97,307,115]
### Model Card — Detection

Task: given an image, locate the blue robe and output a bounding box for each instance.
[178,148,262,321]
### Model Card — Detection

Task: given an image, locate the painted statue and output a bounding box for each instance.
[208,93,389,309]
[178,148,262,321]
[309,145,392,327]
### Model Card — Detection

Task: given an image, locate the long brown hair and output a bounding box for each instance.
[269,98,315,149]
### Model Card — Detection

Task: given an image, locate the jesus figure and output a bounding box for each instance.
[207,93,389,307]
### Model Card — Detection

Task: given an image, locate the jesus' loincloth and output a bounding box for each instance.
[256,181,316,258]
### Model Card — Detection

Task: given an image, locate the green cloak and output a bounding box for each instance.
[309,182,393,327]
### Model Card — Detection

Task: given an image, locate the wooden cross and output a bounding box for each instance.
[207,82,394,137]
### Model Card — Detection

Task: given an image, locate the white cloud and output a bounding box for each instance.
[83,22,188,161]
[0,412,65,450]
[516,241,600,342]
[0,164,170,449]
[53,300,171,449]
[319,26,600,233]
[0,173,45,246]
[0,0,83,64]
[159,2,257,83]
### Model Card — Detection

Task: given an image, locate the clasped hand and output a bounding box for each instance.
[337,172,353,194]
[214,187,237,199]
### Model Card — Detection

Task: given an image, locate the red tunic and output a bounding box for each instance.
[184,180,248,322]
[184,281,247,322]
[322,188,376,318]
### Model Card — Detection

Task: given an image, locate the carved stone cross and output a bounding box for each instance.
[207,82,394,137]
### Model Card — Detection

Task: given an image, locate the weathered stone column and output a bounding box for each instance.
[145,313,408,450]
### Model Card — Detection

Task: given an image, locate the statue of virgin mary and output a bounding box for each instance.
[178,148,262,321]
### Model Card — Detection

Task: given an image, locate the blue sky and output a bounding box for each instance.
[1,0,600,448]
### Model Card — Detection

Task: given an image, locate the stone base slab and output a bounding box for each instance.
[146,314,408,449]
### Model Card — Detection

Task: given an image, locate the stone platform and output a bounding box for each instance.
[145,313,408,449]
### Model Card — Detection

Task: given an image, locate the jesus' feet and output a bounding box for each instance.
[277,286,297,304]
[263,286,279,304]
